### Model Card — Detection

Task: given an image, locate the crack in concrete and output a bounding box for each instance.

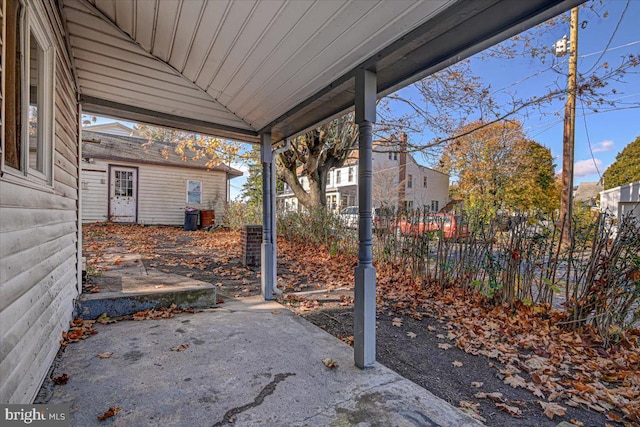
[212,372,295,426]
[296,377,403,424]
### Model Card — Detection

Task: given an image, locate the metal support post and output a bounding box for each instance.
[354,69,377,368]
[261,133,275,300]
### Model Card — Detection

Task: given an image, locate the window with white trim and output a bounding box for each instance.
[423,176,428,188]
[431,200,439,213]
[407,174,413,189]
[336,170,341,184]
[187,180,202,204]
[348,167,353,183]
[2,0,55,184]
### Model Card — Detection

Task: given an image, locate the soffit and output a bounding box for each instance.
[62,0,583,143]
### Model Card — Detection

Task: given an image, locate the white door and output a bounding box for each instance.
[109,166,137,223]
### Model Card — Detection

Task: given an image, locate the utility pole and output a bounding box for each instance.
[558,7,579,243]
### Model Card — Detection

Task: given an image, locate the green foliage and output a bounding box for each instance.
[440,120,559,213]
[603,135,640,190]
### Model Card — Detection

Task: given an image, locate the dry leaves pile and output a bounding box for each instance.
[60,319,98,346]
[376,263,640,424]
[131,304,195,320]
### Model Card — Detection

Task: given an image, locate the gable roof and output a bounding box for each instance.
[574,181,603,203]
[83,122,138,137]
[81,131,243,177]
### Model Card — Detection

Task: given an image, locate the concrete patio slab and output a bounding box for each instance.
[46,296,482,426]
[77,250,218,319]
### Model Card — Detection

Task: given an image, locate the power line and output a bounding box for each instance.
[580,99,603,181]
[583,0,631,75]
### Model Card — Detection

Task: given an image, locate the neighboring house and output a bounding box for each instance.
[82,122,141,137]
[574,181,603,209]
[81,131,242,225]
[279,134,450,213]
[600,181,640,221]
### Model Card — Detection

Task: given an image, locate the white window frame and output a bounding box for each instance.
[407,174,413,189]
[1,0,55,187]
[187,180,202,204]
[336,170,341,184]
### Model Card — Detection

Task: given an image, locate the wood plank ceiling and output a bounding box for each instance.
[61,0,583,143]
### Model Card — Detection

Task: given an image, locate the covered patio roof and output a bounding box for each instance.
[62,0,583,143]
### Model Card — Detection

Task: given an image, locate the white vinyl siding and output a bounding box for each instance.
[0,0,79,404]
[81,159,227,225]
[80,161,108,222]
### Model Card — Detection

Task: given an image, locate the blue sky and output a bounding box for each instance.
[91,0,639,199]
[398,0,640,185]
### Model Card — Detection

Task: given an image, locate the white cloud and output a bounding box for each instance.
[591,140,614,153]
[574,158,602,177]
[229,161,250,175]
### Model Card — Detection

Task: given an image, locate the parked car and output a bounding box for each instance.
[338,206,382,229]
[392,213,468,240]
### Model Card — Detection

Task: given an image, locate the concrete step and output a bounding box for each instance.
[76,272,218,319]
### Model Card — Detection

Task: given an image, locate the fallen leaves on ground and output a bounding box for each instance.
[322,358,338,369]
[96,352,113,359]
[52,374,69,385]
[392,317,403,327]
[471,381,483,388]
[539,401,567,419]
[97,406,121,421]
[459,400,486,423]
[452,360,463,367]
[60,319,98,345]
[376,260,640,424]
[170,344,190,352]
[96,313,116,324]
[437,343,452,350]
[406,331,417,339]
[496,402,522,417]
[131,304,194,320]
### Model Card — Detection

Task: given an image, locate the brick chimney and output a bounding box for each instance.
[397,133,407,211]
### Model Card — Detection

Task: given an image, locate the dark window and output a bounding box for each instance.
[4,0,23,170]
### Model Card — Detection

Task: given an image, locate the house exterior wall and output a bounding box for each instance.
[80,160,108,222]
[81,159,228,225]
[278,150,450,213]
[600,181,640,220]
[0,0,79,403]
[404,156,450,212]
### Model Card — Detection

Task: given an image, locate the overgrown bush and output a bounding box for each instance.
[277,207,355,252]
[280,205,639,345]
[223,201,262,231]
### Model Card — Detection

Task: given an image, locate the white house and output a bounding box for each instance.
[280,135,450,213]
[81,130,242,225]
[600,181,640,221]
[0,0,581,404]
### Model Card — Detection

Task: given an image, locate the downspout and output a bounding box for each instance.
[270,138,291,296]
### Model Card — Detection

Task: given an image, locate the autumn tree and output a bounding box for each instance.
[602,135,640,189]
[134,123,243,169]
[439,120,558,214]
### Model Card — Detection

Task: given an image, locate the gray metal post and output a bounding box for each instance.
[261,133,275,300]
[354,69,377,368]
